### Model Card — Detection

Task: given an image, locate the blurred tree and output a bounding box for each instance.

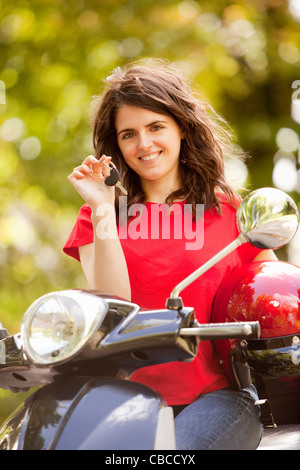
[0,0,299,425]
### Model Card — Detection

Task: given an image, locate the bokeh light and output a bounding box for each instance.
[19,136,41,160]
[272,128,299,193]
[225,158,249,189]
[0,117,26,141]
[288,0,300,22]
[275,127,299,152]
[272,156,298,192]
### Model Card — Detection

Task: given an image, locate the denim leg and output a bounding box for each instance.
[174,386,263,450]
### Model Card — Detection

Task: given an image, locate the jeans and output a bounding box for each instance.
[174,385,263,450]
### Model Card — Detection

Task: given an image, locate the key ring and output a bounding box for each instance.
[104,161,116,171]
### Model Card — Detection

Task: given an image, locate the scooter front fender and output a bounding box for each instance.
[0,376,175,450]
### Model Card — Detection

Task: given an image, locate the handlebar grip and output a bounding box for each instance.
[180,321,260,340]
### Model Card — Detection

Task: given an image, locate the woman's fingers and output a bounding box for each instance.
[72,164,93,175]
[67,155,115,206]
[91,155,112,177]
[69,169,86,180]
[68,155,113,183]
[82,155,98,166]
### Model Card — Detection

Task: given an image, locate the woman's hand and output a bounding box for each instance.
[71,155,131,300]
[68,155,115,209]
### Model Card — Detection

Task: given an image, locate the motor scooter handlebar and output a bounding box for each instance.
[180,321,260,340]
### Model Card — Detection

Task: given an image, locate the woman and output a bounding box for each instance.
[64,59,276,449]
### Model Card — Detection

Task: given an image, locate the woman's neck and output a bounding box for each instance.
[143,182,178,204]
[142,177,182,204]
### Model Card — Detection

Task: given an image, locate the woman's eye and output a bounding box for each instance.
[123,132,134,139]
[121,125,163,140]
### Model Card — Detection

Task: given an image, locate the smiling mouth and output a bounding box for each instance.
[139,152,161,161]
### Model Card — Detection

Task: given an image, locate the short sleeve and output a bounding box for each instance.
[63,204,94,261]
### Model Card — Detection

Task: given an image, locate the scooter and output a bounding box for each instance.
[0,188,299,451]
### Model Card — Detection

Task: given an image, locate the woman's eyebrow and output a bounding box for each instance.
[117,120,168,136]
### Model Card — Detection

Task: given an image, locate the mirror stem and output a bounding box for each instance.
[166,233,247,309]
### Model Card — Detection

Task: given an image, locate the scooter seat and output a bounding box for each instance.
[258,424,300,450]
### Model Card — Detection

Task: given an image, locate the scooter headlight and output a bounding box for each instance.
[21,290,108,365]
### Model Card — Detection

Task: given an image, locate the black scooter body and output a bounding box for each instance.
[0,290,299,450]
[0,295,195,451]
[0,376,169,450]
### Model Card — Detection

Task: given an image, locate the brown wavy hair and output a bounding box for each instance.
[92,58,244,214]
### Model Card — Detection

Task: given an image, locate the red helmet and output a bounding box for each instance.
[212,261,300,383]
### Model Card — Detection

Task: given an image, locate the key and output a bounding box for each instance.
[104,162,128,195]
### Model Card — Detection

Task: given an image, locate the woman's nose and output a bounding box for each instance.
[138,133,152,150]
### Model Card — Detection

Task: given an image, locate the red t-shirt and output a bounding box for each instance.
[63,198,262,405]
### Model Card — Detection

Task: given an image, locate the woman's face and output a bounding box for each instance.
[115,105,183,190]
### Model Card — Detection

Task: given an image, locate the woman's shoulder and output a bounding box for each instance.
[216,190,241,205]
[212,191,241,214]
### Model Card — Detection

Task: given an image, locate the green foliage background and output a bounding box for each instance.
[0,0,299,427]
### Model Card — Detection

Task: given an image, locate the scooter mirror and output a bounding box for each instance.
[166,187,299,309]
[237,187,299,250]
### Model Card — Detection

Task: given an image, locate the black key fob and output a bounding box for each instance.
[105,167,120,186]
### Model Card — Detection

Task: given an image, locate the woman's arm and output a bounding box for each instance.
[78,216,131,301]
[68,155,131,301]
